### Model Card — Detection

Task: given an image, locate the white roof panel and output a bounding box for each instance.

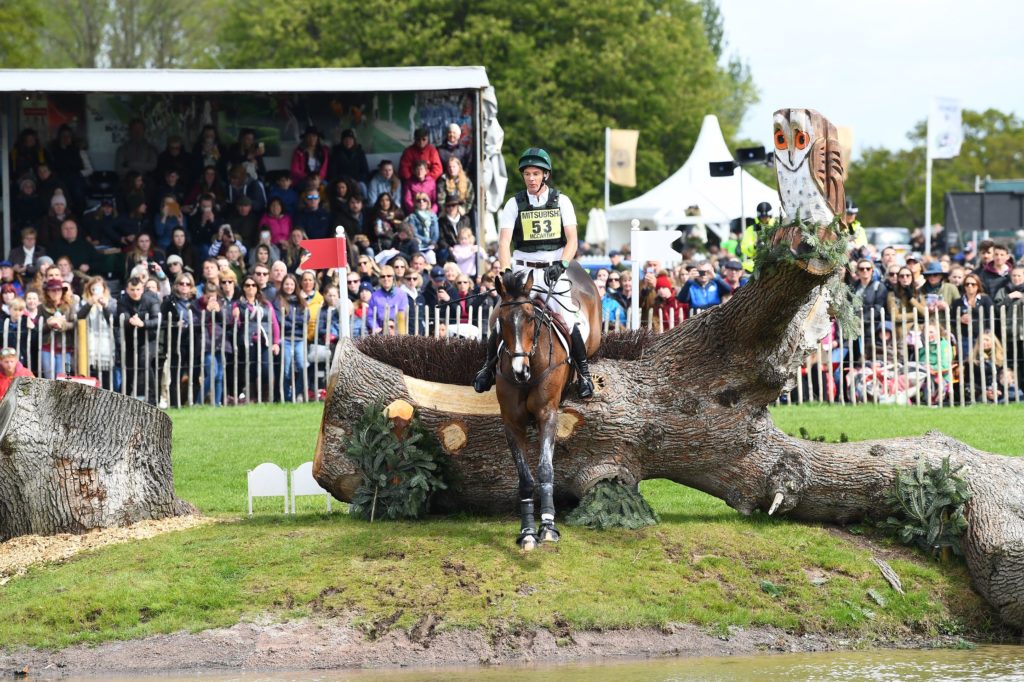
[0,67,489,93]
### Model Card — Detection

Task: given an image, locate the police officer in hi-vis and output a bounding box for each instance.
[473,147,594,398]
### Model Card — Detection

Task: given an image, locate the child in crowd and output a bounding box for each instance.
[451,227,479,278]
[267,173,298,217]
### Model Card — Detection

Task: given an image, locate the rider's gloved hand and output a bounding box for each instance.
[544,261,566,287]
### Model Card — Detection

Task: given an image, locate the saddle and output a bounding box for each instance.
[531,294,573,354]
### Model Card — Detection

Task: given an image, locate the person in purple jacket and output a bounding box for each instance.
[367,264,409,334]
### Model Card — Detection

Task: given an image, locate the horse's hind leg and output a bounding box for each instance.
[536,409,561,543]
[504,423,537,551]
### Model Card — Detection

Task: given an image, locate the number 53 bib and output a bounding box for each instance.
[520,209,563,241]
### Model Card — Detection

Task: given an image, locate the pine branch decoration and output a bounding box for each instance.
[342,401,452,521]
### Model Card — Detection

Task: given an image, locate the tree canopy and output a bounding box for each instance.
[0,1,44,68]
[8,0,226,69]
[846,109,1024,228]
[217,0,756,214]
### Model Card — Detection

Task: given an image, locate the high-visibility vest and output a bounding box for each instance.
[848,219,867,248]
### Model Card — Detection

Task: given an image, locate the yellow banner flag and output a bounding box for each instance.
[836,126,854,176]
[608,129,639,187]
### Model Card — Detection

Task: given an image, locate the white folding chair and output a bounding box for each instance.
[290,461,332,513]
[247,462,288,515]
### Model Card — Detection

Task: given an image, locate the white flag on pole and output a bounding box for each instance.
[928,97,963,160]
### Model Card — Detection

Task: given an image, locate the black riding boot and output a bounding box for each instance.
[570,326,594,399]
[473,330,499,393]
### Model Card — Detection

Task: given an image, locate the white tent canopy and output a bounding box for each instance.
[604,114,778,252]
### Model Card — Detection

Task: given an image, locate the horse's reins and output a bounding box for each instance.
[496,298,569,387]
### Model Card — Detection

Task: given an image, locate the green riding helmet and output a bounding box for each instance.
[518,147,552,172]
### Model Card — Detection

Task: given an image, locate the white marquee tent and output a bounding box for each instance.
[604,114,779,252]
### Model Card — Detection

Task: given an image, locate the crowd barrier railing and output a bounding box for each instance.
[6,297,1020,408]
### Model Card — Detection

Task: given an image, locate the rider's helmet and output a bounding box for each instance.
[845,198,858,215]
[756,201,772,218]
[518,147,553,173]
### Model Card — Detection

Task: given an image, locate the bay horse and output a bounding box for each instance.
[492,264,601,550]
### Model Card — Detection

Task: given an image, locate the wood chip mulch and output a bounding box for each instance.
[0,515,214,585]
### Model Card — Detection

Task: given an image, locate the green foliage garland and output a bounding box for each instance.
[752,216,851,279]
[342,401,451,521]
[752,217,861,339]
[879,456,972,557]
[565,479,659,530]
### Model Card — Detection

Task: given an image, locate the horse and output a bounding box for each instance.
[491,263,601,550]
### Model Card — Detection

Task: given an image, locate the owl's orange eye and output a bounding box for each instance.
[774,130,787,150]
[794,130,809,149]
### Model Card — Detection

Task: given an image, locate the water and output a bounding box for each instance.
[82,645,1024,681]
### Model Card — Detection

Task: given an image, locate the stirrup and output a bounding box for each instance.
[576,373,594,399]
[473,366,495,393]
[539,522,561,543]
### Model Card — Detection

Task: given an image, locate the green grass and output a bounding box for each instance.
[1,404,1019,649]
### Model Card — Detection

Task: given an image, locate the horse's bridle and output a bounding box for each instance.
[496,298,566,387]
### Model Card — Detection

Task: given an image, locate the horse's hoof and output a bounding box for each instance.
[539,524,561,543]
[518,535,537,551]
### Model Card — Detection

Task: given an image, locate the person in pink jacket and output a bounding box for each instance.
[398,128,443,182]
[258,197,293,245]
[289,126,330,187]
[402,161,438,215]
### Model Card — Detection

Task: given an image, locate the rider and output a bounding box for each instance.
[472,147,594,398]
[740,202,774,273]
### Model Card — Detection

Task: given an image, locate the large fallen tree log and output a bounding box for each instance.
[314,261,1024,628]
[314,107,1024,628]
[0,378,194,540]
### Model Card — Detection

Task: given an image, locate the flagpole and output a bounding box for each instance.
[604,127,610,214]
[924,119,933,257]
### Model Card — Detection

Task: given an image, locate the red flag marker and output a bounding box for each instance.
[299,236,348,270]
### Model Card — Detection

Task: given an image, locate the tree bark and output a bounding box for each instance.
[314,260,1024,629]
[0,378,194,540]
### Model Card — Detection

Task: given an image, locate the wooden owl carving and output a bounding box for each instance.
[772,108,846,228]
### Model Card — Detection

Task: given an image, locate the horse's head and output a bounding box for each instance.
[495,268,538,383]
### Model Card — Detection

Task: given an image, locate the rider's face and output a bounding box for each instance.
[522,167,545,194]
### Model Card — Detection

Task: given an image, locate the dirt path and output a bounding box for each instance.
[0,615,968,678]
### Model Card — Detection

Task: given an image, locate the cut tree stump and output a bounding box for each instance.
[0,378,195,540]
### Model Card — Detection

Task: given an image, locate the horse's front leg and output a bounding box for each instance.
[503,420,537,551]
[536,408,561,544]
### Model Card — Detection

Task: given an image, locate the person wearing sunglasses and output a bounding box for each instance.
[398,270,428,334]
[293,187,332,240]
[954,274,994,358]
[849,257,888,358]
[402,159,439,216]
[886,267,926,346]
[367,264,408,335]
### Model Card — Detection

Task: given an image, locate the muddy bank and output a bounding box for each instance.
[0,617,973,678]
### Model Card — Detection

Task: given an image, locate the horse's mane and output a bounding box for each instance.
[500,269,533,300]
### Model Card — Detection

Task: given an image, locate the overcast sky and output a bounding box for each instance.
[716,0,1024,157]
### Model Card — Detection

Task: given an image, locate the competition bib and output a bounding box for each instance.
[520,209,562,241]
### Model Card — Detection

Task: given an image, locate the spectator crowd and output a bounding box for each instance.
[4,118,479,406]
[5,118,1023,409]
